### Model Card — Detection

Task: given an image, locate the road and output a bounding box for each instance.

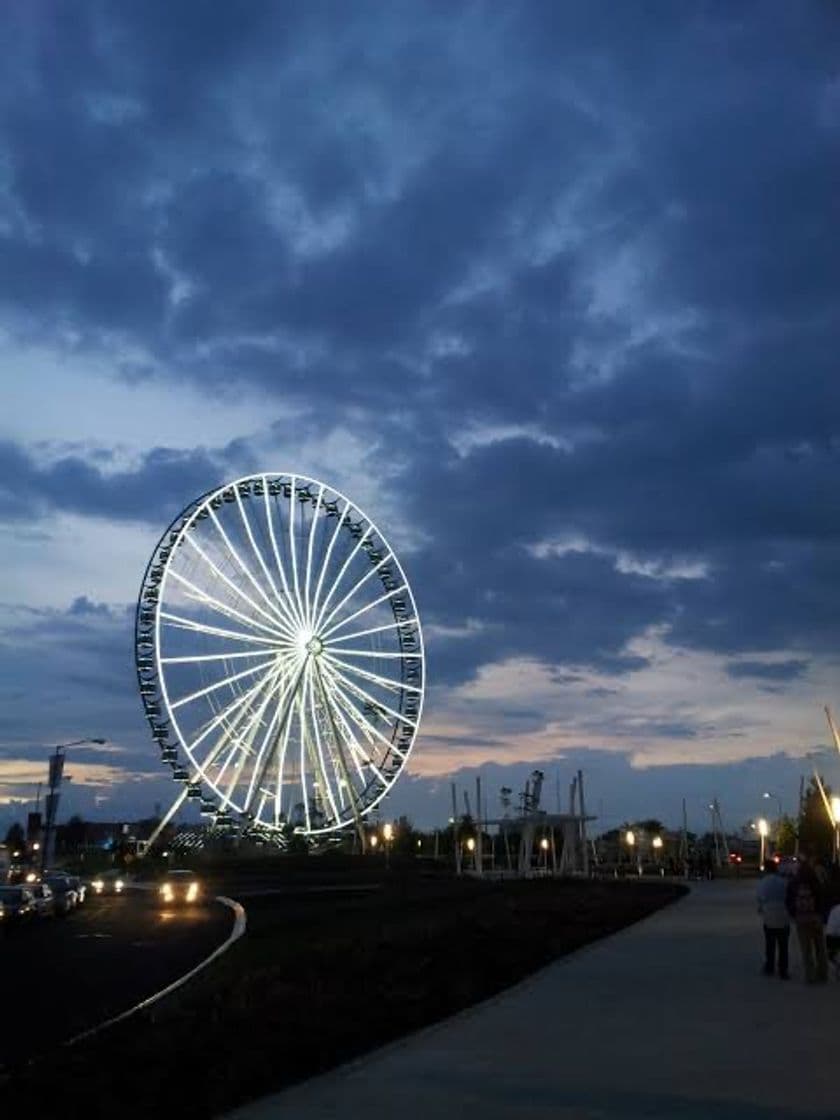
[0,891,234,1070]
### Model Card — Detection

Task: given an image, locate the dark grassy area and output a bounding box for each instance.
[3,875,686,1118]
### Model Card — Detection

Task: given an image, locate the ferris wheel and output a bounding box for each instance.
[135,474,424,838]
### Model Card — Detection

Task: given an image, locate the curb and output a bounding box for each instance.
[64,895,246,1047]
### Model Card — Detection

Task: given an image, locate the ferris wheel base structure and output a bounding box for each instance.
[135,473,425,851]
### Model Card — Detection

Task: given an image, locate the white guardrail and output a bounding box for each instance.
[65,896,246,1047]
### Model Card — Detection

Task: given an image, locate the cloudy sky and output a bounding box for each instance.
[1,1,838,836]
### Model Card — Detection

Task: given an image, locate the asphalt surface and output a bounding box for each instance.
[0,890,234,1069]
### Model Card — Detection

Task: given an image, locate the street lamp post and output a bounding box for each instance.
[762,792,783,843]
[625,829,638,875]
[757,818,769,868]
[41,738,106,873]
[383,822,393,870]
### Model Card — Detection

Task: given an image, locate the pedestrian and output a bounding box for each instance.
[756,857,790,979]
[785,852,829,983]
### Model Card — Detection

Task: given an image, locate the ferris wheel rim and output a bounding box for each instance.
[137,471,425,836]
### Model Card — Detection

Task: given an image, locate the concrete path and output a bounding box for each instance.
[227,881,838,1119]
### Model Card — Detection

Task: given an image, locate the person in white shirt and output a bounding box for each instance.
[756,857,790,979]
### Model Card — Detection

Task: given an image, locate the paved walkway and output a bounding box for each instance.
[227,881,837,1119]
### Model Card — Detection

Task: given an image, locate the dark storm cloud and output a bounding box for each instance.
[2,1,837,704]
[0,441,228,525]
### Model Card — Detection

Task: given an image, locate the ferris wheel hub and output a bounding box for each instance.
[305,634,324,656]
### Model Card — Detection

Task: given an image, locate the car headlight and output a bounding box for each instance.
[115,880,124,892]
[92,880,104,892]
[187,883,199,901]
[161,885,174,901]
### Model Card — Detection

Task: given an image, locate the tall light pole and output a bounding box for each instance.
[625,829,638,875]
[757,818,769,868]
[763,791,782,838]
[41,738,106,872]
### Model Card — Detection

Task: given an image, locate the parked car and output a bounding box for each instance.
[0,885,37,924]
[30,882,56,918]
[43,874,78,915]
[90,870,127,896]
[159,869,202,905]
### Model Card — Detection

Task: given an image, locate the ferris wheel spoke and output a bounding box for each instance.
[160,611,284,648]
[170,655,280,711]
[208,506,290,632]
[245,655,309,811]
[186,661,283,757]
[182,533,289,633]
[323,662,414,736]
[219,663,288,801]
[311,522,374,633]
[263,478,306,631]
[310,497,352,633]
[322,647,421,661]
[312,658,361,819]
[317,671,385,784]
[322,651,423,696]
[320,664,399,758]
[161,649,277,665]
[235,489,301,637]
[287,475,308,630]
[305,666,342,823]
[316,550,394,636]
[199,663,285,783]
[326,617,418,645]
[303,483,325,628]
[298,683,312,833]
[273,705,296,825]
[168,568,291,641]
[312,672,367,783]
[319,584,408,641]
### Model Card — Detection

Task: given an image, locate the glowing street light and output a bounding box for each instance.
[466,836,476,852]
[757,817,769,866]
[369,834,379,849]
[383,822,394,869]
[652,836,663,850]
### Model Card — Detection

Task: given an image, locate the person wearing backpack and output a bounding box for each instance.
[785,853,829,983]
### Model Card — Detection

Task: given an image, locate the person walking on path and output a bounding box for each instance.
[786,853,829,983]
[756,858,790,979]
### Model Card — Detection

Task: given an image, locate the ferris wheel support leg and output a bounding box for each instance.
[142,786,190,855]
[313,659,367,853]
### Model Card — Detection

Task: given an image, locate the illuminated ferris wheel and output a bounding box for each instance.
[135,474,424,838]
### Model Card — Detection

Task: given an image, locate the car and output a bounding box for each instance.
[90,871,127,896]
[62,874,87,905]
[43,874,78,915]
[158,869,202,905]
[0,885,36,924]
[30,882,56,918]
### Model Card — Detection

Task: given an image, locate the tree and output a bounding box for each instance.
[798,776,834,860]
[4,822,25,853]
[775,814,798,856]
